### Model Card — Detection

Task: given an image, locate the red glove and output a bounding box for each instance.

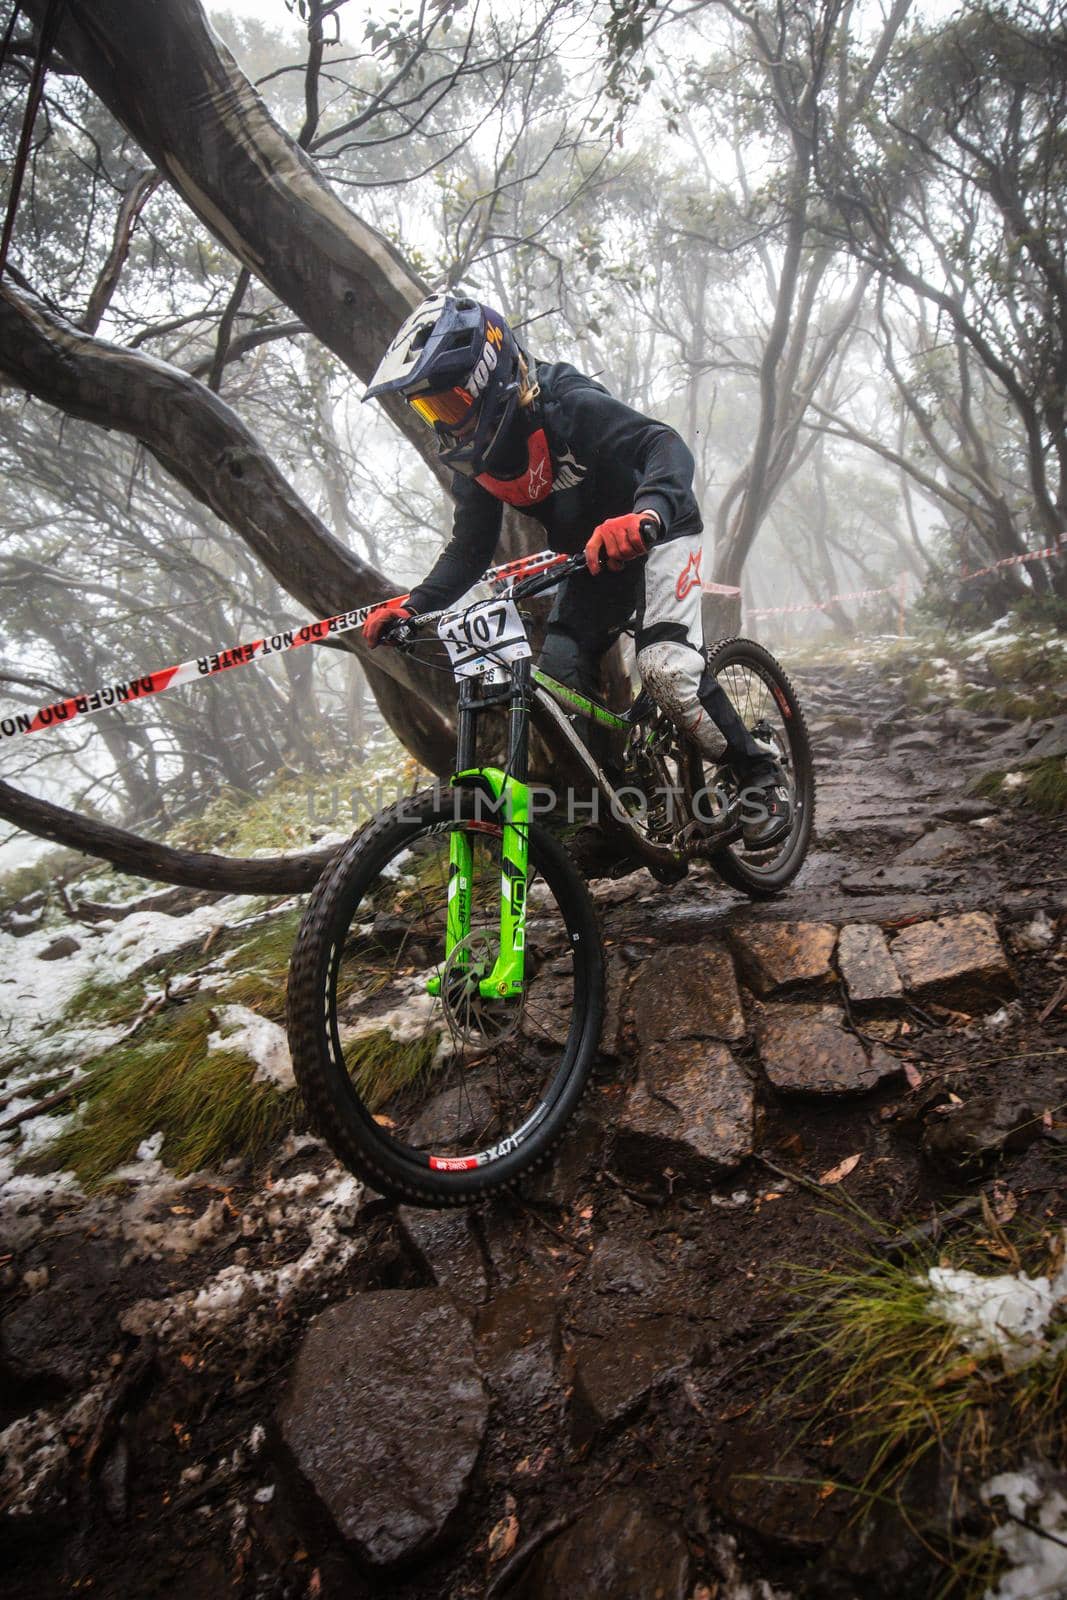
[585,512,659,574]
[364,596,414,648]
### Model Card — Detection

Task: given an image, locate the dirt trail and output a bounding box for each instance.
[2,642,1065,1600]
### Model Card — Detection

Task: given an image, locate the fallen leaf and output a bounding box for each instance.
[903,1061,923,1090]
[818,1153,861,1186]
[991,1186,1017,1224]
[487,1513,519,1565]
[818,1481,838,1500]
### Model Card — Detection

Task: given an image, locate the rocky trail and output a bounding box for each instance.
[1,634,1065,1600]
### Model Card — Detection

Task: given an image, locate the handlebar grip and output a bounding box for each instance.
[639,515,663,547]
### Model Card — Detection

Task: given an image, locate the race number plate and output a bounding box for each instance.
[437,598,532,678]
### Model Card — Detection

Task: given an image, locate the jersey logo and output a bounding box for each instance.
[476,428,554,506]
[675,549,703,600]
[551,447,587,492]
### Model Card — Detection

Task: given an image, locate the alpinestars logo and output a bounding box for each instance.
[525,456,550,498]
[552,448,586,492]
[676,549,703,600]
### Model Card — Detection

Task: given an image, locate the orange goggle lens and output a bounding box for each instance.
[408,387,474,428]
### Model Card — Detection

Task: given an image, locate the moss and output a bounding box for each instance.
[167,739,426,856]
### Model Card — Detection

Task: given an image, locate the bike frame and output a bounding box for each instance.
[422,644,687,1002]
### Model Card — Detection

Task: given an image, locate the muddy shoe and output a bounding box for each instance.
[740,774,793,850]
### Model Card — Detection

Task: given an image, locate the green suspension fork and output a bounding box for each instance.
[426,766,530,1000]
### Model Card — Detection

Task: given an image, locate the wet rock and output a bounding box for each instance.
[614,1041,754,1183]
[0,1238,124,1392]
[840,864,933,895]
[632,942,745,1043]
[710,1422,842,1552]
[588,1235,669,1300]
[818,816,926,853]
[727,921,837,996]
[475,1278,558,1407]
[397,1206,489,1304]
[895,825,971,865]
[922,1093,1045,1175]
[599,951,631,1059]
[571,1317,705,1439]
[837,924,903,1004]
[408,1083,494,1151]
[522,968,573,1048]
[36,935,81,962]
[890,730,943,753]
[524,1489,690,1600]
[889,911,1015,1009]
[1027,714,1067,761]
[523,1109,604,1208]
[757,1004,900,1095]
[932,797,1000,822]
[278,1290,488,1568]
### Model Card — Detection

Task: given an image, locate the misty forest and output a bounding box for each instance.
[0,2,1065,1597]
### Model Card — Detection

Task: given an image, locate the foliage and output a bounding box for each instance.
[778,1217,1067,1597]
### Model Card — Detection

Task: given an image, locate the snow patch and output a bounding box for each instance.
[926,1261,1067,1371]
[119,1167,364,1345]
[207,1004,294,1089]
[0,1383,107,1518]
[981,1469,1067,1600]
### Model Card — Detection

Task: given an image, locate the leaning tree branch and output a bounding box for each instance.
[18,0,447,484]
[0,775,342,892]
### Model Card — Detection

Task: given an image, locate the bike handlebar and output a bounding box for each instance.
[389,519,661,643]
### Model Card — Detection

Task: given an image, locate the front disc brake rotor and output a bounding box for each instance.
[440,929,524,1048]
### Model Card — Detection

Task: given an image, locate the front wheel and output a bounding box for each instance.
[685,637,815,899]
[286,789,604,1205]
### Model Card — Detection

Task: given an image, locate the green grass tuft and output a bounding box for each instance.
[1025,757,1067,816]
[29,995,299,1188]
[776,1221,1066,1597]
[342,1028,441,1112]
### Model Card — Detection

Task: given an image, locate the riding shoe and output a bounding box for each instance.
[740,771,793,850]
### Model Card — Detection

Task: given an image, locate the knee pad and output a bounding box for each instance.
[636,641,727,761]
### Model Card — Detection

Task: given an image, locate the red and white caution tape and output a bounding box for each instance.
[960,535,1067,583]
[0,549,568,742]
[742,582,903,619]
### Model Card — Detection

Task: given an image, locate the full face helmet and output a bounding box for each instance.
[363,292,527,475]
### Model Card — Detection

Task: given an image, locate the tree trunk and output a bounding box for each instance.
[20,0,446,485]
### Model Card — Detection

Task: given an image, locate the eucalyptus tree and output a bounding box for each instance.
[814,0,1067,594]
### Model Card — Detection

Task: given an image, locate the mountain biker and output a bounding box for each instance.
[361,292,792,849]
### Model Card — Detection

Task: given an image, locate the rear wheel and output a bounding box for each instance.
[685,638,815,898]
[286,789,604,1205]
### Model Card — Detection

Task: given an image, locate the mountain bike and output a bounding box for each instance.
[286,548,814,1205]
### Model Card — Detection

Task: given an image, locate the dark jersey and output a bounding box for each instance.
[406,361,702,614]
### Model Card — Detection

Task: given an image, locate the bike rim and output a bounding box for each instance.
[321,819,585,1174]
[710,657,808,876]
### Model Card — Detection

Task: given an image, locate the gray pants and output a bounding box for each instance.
[538,538,774,780]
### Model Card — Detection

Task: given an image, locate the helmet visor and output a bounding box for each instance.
[408,386,474,429]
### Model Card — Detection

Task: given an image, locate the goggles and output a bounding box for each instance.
[408,386,475,429]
